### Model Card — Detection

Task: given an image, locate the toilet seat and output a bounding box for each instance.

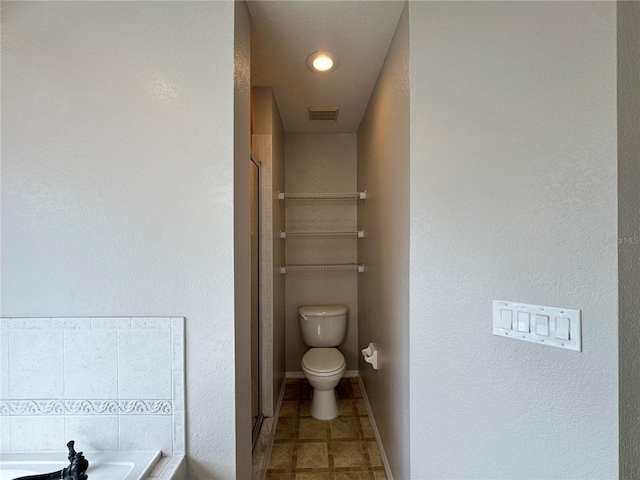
[302,348,345,376]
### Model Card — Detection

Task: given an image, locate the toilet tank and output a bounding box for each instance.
[299,305,348,347]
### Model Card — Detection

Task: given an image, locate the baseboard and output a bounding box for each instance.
[285,370,359,379]
[358,375,394,480]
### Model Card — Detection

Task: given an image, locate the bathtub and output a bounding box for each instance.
[0,450,161,480]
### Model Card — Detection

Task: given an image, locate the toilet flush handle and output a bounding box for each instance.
[300,313,309,321]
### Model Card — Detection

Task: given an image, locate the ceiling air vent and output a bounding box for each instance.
[308,107,339,121]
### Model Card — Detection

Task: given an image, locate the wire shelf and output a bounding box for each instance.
[280,264,365,274]
[278,192,366,200]
[280,230,364,239]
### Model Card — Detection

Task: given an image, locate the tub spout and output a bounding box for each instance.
[11,440,89,480]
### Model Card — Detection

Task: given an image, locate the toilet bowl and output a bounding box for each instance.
[301,347,346,420]
[299,305,348,421]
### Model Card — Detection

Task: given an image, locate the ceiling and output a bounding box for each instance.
[247,1,405,133]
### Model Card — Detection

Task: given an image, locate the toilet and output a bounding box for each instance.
[299,304,347,420]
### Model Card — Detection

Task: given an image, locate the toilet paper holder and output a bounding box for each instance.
[361,343,378,370]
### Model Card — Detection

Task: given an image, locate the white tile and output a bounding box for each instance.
[132,317,171,330]
[51,318,91,330]
[119,415,172,454]
[9,330,64,399]
[172,371,184,412]
[1,330,9,398]
[171,325,184,372]
[91,317,131,330]
[159,456,186,479]
[8,318,51,330]
[147,455,171,477]
[171,317,184,334]
[118,331,172,398]
[10,416,65,451]
[65,415,119,451]
[64,331,118,398]
[1,416,10,451]
[172,410,185,455]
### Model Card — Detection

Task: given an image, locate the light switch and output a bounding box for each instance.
[555,317,570,340]
[535,315,549,336]
[500,309,513,330]
[517,312,530,332]
[493,300,581,351]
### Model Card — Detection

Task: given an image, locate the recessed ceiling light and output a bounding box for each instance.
[306,51,339,73]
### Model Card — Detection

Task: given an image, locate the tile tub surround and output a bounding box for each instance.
[0,317,185,455]
[266,378,387,480]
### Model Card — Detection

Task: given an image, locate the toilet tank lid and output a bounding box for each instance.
[299,305,347,317]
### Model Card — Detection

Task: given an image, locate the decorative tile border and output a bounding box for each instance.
[0,399,173,416]
[0,316,185,455]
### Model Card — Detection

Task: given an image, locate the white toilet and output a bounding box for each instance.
[299,304,347,420]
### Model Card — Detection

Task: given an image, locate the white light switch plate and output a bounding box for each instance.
[493,300,581,352]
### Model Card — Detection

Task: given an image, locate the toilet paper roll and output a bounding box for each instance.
[361,343,378,370]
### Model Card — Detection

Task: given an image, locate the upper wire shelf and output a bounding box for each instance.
[280,230,364,239]
[278,192,366,200]
[280,264,365,274]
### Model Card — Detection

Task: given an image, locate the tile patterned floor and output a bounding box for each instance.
[266,378,387,480]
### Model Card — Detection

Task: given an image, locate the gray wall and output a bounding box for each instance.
[618,1,640,477]
[284,133,359,372]
[408,2,618,478]
[356,4,410,479]
[1,2,245,477]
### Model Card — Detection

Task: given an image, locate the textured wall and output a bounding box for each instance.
[408,2,618,478]
[284,133,359,372]
[618,1,640,477]
[234,2,252,479]
[356,4,410,479]
[1,2,240,477]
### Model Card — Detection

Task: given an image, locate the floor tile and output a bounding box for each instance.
[266,378,384,479]
[330,417,361,439]
[359,418,374,439]
[269,443,295,470]
[353,399,368,416]
[266,473,294,480]
[334,472,372,480]
[331,441,366,468]
[280,400,299,417]
[295,473,332,480]
[275,417,299,440]
[299,418,330,440]
[337,399,356,416]
[296,442,329,468]
[363,441,382,467]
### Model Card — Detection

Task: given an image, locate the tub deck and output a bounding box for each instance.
[0,450,161,480]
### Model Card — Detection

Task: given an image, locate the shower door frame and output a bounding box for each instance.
[250,156,265,447]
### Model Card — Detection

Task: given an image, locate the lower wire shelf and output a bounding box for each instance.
[280,264,365,274]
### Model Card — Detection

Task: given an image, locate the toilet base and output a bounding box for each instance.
[310,389,339,420]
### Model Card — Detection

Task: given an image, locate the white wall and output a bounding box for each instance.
[356,4,409,479]
[1,2,242,477]
[233,2,252,479]
[618,1,640,477]
[284,133,359,372]
[408,2,618,479]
